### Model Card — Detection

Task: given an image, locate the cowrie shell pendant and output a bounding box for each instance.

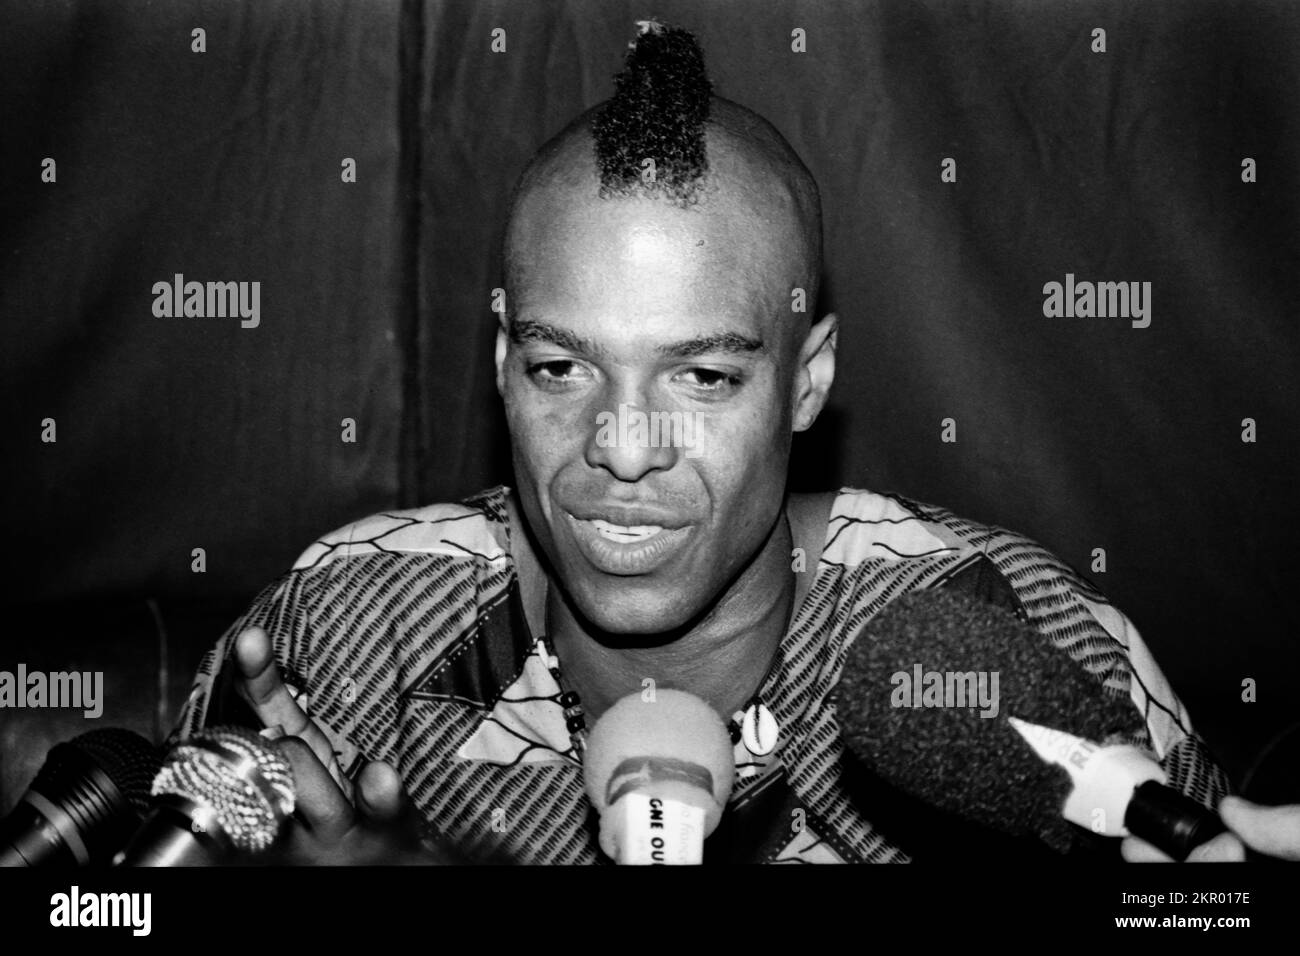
[741,699,779,756]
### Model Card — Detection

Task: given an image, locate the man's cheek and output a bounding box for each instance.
[513,406,581,462]
[698,414,779,475]
[518,435,561,481]
[708,424,788,521]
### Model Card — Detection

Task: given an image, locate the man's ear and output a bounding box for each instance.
[494,316,509,396]
[793,312,838,432]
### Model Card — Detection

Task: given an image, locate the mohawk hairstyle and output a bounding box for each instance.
[591,20,713,205]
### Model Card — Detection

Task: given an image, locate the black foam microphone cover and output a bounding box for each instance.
[836,586,1149,853]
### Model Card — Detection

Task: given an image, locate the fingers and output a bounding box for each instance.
[234,627,335,767]
[276,736,353,843]
[1121,831,1246,862]
[1219,796,1300,861]
[353,761,460,865]
[230,630,438,864]
[270,747,431,865]
[354,761,409,824]
[235,627,304,730]
[1185,831,1247,862]
[1121,835,1173,863]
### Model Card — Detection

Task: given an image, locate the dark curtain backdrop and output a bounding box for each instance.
[2,0,1297,805]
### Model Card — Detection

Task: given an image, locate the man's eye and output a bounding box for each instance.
[526,360,588,386]
[678,368,741,391]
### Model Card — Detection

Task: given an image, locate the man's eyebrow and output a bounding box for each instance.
[656,332,767,358]
[508,320,766,359]
[509,319,608,357]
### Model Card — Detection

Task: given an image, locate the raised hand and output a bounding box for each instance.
[233,626,455,864]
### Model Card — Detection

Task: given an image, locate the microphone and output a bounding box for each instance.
[835,586,1225,860]
[1005,715,1226,855]
[582,689,735,864]
[115,725,295,866]
[1,728,161,867]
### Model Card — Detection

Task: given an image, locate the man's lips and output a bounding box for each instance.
[566,503,689,530]
[563,509,694,575]
[589,518,665,544]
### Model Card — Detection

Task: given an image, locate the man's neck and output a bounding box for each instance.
[506,490,832,724]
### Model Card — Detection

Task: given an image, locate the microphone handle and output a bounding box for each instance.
[0,744,139,867]
[0,798,82,867]
[1125,780,1227,861]
[116,796,233,867]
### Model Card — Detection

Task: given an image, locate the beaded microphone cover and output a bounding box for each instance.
[151,725,295,853]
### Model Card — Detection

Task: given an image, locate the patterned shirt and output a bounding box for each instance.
[172,485,1230,863]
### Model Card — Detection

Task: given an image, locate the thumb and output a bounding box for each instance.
[1219,795,1300,861]
[1184,830,1246,862]
[354,760,409,823]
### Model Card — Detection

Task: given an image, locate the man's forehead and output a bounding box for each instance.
[517,188,797,315]
[517,178,786,256]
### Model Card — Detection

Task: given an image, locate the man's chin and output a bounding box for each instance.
[567,578,707,646]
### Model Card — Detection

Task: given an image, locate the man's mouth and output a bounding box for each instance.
[564,511,694,575]
[590,519,664,543]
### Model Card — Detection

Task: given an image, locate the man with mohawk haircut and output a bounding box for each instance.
[173,21,1296,865]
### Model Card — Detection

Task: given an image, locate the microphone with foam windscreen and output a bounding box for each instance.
[115,725,295,866]
[0,728,161,867]
[582,689,735,864]
[835,587,1226,860]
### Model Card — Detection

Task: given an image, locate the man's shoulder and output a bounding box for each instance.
[821,486,1138,717]
[823,486,1104,598]
[289,486,515,575]
[821,487,1129,698]
[821,486,969,564]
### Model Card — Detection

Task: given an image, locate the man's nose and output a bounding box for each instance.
[584,402,681,482]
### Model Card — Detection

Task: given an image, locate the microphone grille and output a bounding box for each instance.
[68,728,162,819]
[152,726,295,853]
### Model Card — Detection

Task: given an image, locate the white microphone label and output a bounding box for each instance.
[614,793,705,864]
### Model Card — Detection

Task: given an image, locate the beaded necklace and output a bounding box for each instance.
[535,633,782,763]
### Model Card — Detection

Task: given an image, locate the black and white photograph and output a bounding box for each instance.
[1,0,1297,937]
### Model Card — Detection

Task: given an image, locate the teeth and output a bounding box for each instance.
[590,519,663,542]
